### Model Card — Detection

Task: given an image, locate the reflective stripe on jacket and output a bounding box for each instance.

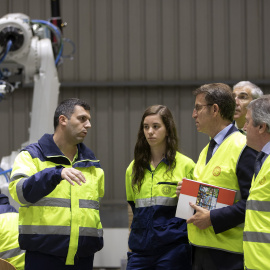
[9,134,104,265]
[243,155,270,269]
[126,151,195,253]
[0,212,25,270]
[188,132,246,254]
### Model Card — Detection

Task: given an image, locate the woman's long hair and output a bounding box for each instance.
[132,105,179,192]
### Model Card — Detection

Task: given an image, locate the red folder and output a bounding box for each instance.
[175,178,236,220]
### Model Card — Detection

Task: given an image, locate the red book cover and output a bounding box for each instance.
[175,178,236,220]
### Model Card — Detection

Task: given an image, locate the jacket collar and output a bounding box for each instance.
[146,156,169,171]
[0,194,18,214]
[37,134,98,161]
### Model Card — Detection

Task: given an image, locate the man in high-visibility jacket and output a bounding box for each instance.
[243,95,270,269]
[9,98,104,270]
[0,193,25,270]
[177,83,257,270]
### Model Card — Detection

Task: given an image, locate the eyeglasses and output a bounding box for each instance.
[193,104,213,112]
[233,93,251,102]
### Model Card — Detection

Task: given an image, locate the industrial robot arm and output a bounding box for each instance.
[0,6,75,208]
[0,13,60,143]
[0,11,77,145]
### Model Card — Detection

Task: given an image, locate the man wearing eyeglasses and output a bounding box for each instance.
[180,83,257,270]
[233,81,263,134]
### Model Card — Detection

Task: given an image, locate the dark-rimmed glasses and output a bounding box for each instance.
[193,104,213,112]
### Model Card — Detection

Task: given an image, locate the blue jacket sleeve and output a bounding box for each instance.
[22,166,63,203]
[210,145,257,234]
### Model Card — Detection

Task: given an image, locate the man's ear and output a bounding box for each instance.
[213,104,219,115]
[258,123,267,134]
[59,115,67,126]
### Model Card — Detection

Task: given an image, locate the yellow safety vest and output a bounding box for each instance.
[0,212,25,270]
[188,132,246,254]
[243,155,270,270]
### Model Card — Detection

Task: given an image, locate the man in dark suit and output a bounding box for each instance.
[178,83,257,270]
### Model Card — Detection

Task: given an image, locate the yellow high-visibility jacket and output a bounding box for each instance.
[188,132,246,254]
[126,151,195,253]
[244,154,270,269]
[9,134,104,265]
[0,194,25,270]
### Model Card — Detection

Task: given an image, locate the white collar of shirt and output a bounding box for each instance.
[260,141,270,164]
[261,141,270,155]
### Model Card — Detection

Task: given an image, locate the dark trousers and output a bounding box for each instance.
[127,243,192,270]
[192,246,243,270]
[25,251,94,270]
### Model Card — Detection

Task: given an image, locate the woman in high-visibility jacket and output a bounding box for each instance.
[126,105,195,270]
[0,194,25,270]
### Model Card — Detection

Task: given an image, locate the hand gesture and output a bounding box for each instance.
[186,202,212,230]
[61,167,86,186]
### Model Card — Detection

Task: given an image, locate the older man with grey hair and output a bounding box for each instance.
[233,81,263,133]
[243,95,270,269]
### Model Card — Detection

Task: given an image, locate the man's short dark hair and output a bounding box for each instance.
[193,83,235,122]
[54,98,90,130]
